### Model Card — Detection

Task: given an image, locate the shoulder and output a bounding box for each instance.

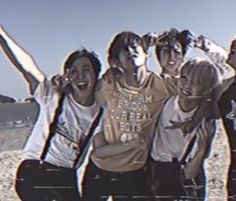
[147,72,170,97]
[33,78,58,103]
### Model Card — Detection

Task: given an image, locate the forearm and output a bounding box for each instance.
[0,27,44,82]
[92,142,135,159]
[184,150,205,179]
[197,37,235,80]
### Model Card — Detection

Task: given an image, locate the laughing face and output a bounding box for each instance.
[68,56,97,104]
[177,74,205,99]
[177,60,217,101]
[159,40,184,76]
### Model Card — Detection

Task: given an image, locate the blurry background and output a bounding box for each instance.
[0,1,234,200]
[0,0,236,99]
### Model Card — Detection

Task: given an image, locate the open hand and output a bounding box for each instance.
[165,118,194,136]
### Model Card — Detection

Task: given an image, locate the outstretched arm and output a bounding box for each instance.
[0,25,45,94]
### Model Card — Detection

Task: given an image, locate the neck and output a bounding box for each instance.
[125,65,147,87]
[71,91,94,106]
[178,96,200,112]
[162,69,178,78]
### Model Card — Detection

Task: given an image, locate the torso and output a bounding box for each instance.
[92,73,170,172]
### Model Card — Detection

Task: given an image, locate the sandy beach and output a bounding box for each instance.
[0,103,231,201]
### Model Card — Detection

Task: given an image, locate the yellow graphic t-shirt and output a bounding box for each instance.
[92,73,170,172]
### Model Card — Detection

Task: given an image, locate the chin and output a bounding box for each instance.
[163,67,178,76]
[168,70,178,77]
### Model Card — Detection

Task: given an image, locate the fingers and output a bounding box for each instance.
[51,72,72,91]
[155,31,169,45]
[0,25,5,33]
[196,119,209,141]
[51,74,62,85]
[143,32,158,48]
[165,119,191,130]
[194,35,210,51]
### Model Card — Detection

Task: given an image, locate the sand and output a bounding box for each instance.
[0,103,231,201]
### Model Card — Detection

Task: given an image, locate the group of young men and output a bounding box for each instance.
[0,25,235,201]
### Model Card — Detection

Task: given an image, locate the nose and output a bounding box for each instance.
[128,46,138,54]
[128,46,134,53]
[74,70,85,80]
[169,50,175,60]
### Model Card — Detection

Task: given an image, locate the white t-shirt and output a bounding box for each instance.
[151,96,199,163]
[24,79,100,168]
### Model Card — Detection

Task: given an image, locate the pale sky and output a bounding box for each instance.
[0,0,236,98]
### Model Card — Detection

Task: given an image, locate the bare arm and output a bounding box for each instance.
[184,119,212,179]
[92,132,144,159]
[0,25,45,94]
[195,35,235,80]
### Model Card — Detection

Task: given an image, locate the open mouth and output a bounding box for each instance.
[77,82,88,90]
[168,60,175,65]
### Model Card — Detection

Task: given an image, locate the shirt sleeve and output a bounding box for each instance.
[203,39,235,80]
[164,77,178,95]
[33,79,57,105]
[95,77,115,106]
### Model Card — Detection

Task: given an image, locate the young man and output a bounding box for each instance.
[149,31,236,200]
[0,26,102,201]
[191,35,236,200]
[149,58,220,201]
[81,31,170,201]
[154,29,192,77]
[218,38,236,200]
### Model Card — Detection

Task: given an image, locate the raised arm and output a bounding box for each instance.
[195,35,235,80]
[0,25,45,94]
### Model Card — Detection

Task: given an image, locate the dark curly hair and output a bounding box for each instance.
[155,28,193,61]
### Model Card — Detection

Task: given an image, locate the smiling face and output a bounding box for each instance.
[159,40,184,76]
[177,71,206,99]
[177,59,218,101]
[68,56,97,104]
[226,39,236,70]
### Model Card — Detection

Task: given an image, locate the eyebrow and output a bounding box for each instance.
[71,64,91,69]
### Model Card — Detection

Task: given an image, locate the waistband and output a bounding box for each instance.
[21,159,76,171]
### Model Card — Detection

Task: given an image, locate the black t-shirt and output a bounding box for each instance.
[219,81,236,195]
[219,82,236,150]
